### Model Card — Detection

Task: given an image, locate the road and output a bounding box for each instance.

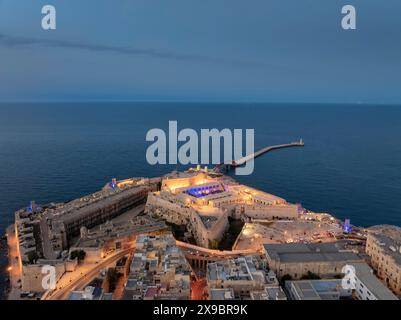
[45,248,133,300]
[112,249,135,300]
[6,225,23,300]
[191,278,207,300]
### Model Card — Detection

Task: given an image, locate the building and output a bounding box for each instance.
[344,262,398,300]
[145,169,302,249]
[234,204,300,221]
[146,189,229,248]
[235,220,342,251]
[21,260,67,293]
[48,179,159,252]
[71,215,167,263]
[285,279,352,300]
[15,177,159,262]
[206,255,282,299]
[209,288,235,300]
[263,242,363,279]
[13,177,160,293]
[250,286,287,300]
[123,233,192,300]
[68,286,104,300]
[366,225,401,296]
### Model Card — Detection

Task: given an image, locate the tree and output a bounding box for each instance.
[27,251,39,264]
[210,239,219,250]
[300,271,321,280]
[70,250,86,261]
[107,268,121,292]
[280,274,293,284]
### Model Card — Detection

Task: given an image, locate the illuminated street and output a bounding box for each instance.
[45,248,133,300]
[5,225,22,300]
[191,278,207,300]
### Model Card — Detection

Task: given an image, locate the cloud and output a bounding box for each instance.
[0,32,283,71]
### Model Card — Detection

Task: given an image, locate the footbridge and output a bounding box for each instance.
[176,240,260,270]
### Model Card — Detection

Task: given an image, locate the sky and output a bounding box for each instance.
[0,0,400,103]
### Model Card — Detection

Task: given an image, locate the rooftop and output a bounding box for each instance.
[264,242,362,263]
[209,288,235,300]
[286,279,348,300]
[353,262,398,300]
[207,255,268,283]
[369,225,401,265]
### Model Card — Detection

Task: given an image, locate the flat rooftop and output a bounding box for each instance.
[207,256,259,282]
[54,185,150,223]
[209,288,235,300]
[264,242,362,263]
[286,279,345,300]
[369,225,401,265]
[353,262,398,300]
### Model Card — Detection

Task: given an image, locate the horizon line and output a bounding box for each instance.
[0,98,401,106]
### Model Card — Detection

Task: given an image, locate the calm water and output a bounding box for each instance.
[1,102,401,298]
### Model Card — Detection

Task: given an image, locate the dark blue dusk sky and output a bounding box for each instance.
[0,0,400,103]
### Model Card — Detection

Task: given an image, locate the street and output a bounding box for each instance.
[46,248,133,300]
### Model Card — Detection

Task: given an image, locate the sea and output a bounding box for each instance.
[1,102,401,299]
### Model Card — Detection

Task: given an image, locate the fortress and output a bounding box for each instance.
[145,167,302,248]
[14,177,160,265]
[11,167,343,295]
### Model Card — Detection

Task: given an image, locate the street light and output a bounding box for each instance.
[7,266,12,272]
